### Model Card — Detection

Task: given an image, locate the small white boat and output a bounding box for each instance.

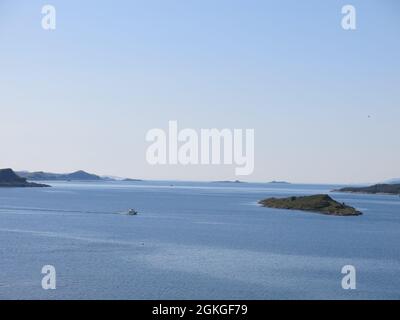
[127,209,138,215]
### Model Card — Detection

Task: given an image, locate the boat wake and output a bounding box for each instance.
[0,206,134,216]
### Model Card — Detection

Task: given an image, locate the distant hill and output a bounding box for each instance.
[17,170,143,182]
[334,184,400,195]
[64,170,101,180]
[17,170,102,181]
[0,169,49,188]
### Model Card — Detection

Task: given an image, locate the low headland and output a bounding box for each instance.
[334,184,400,195]
[17,170,141,182]
[0,169,50,188]
[258,194,362,216]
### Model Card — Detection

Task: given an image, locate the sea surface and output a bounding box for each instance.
[0,181,399,299]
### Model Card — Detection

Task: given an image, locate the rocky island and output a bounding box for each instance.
[258,194,362,216]
[0,169,49,188]
[334,184,400,195]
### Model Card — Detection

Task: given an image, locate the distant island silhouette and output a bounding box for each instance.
[16,170,103,181]
[212,180,244,183]
[268,181,291,184]
[17,170,141,182]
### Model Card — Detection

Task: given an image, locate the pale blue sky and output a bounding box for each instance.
[1,0,399,183]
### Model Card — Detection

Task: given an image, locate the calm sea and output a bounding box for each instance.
[0,181,399,299]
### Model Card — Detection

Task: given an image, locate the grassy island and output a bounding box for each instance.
[258,194,362,216]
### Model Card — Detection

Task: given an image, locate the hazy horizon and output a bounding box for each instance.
[3,166,397,185]
[1,0,399,184]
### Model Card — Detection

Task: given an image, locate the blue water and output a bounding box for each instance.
[0,181,399,299]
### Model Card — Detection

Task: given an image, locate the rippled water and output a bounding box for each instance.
[0,181,399,299]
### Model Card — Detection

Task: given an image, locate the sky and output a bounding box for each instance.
[0,0,399,184]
